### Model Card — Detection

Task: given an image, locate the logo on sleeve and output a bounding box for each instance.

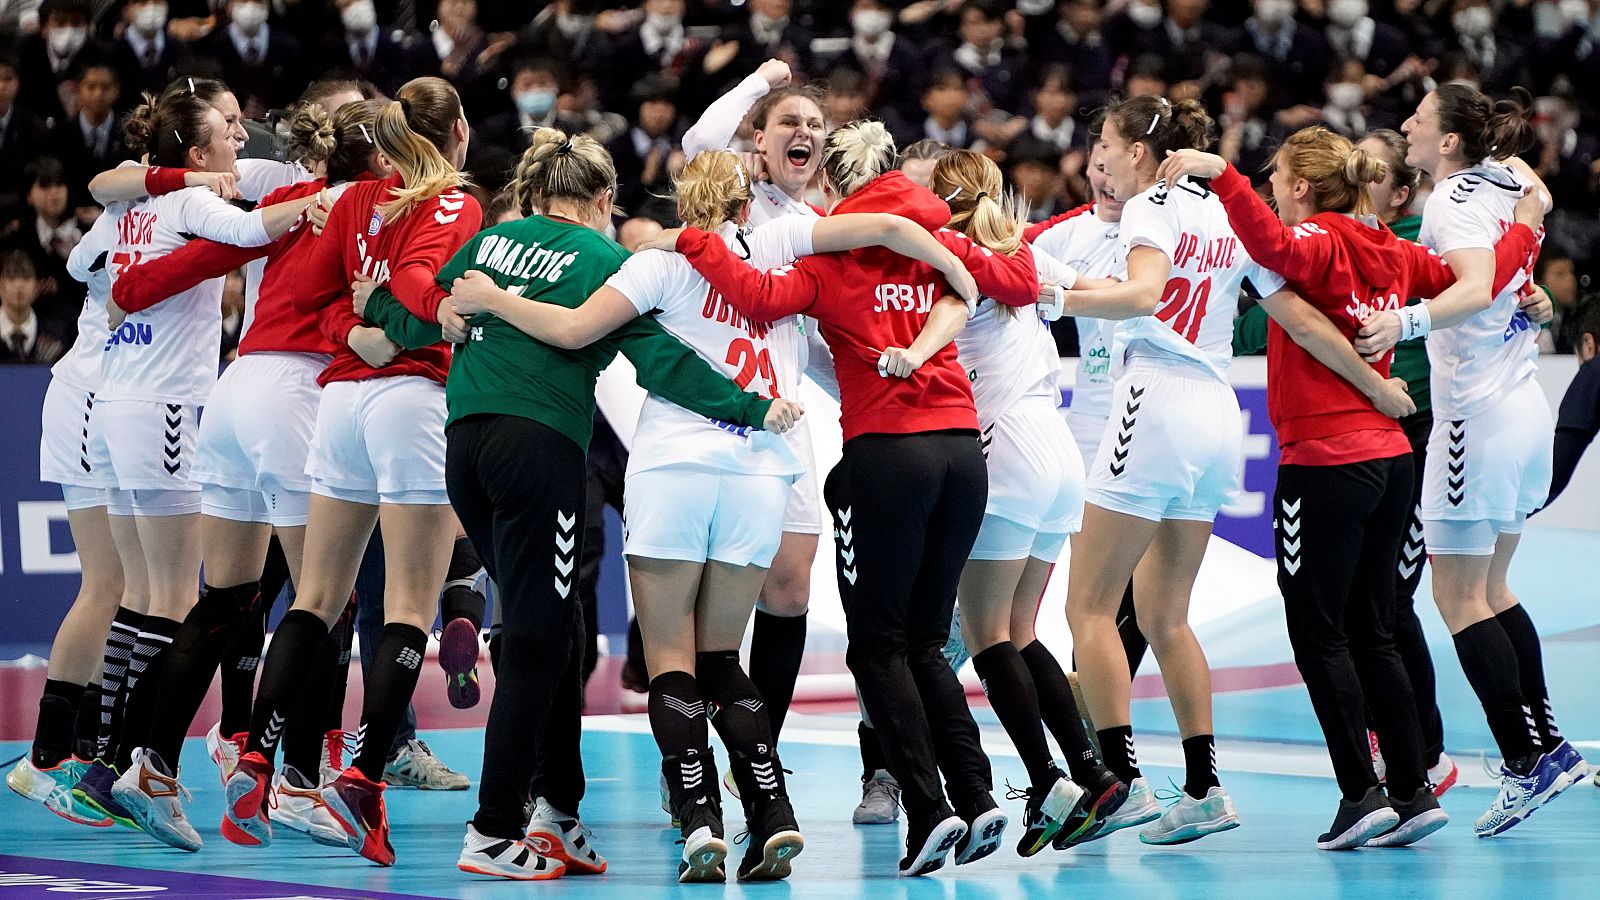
[367,211,382,235]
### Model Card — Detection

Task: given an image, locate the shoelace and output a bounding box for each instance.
[1152,778,1187,808]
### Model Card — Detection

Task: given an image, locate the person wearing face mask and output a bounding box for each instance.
[724,0,816,92]
[1446,0,1530,94]
[473,56,621,168]
[110,0,191,108]
[1324,0,1410,80]
[1242,0,1334,108]
[200,0,304,116]
[518,1,606,78]
[319,0,409,97]
[825,0,921,123]
[1322,60,1372,137]
[18,0,105,122]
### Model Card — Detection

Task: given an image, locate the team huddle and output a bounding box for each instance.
[6,56,1590,883]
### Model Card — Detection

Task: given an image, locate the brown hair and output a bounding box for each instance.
[123,91,215,168]
[1434,84,1535,162]
[820,119,897,197]
[507,127,617,218]
[0,248,37,280]
[929,150,1026,315]
[375,77,468,222]
[1103,95,1213,158]
[1275,127,1386,217]
[900,138,951,162]
[287,99,383,185]
[749,81,828,132]
[674,150,752,232]
[1361,128,1422,214]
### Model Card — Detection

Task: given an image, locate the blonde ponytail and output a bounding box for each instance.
[375,77,470,223]
[674,151,751,232]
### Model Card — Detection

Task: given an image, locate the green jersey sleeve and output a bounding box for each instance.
[1232,302,1269,356]
[610,315,774,429]
[436,233,479,287]
[364,288,443,350]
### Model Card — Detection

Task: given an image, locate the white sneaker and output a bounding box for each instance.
[321,730,348,786]
[272,765,348,847]
[110,748,202,852]
[205,722,244,788]
[383,739,469,790]
[1139,785,1241,845]
[525,797,608,875]
[852,769,901,825]
[1083,776,1161,842]
[1369,730,1386,783]
[457,823,564,880]
[1428,752,1459,796]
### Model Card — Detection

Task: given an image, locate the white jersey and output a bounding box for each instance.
[235,158,312,340]
[606,218,820,478]
[957,247,1078,429]
[1418,161,1542,421]
[55,200,127,392]
[1111,176,1254,381]
[99,186,272,405]
[682,71,822,229]
[1032,207,1123,421]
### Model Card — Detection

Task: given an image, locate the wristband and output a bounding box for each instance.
[1394,304,1431,342]
[1037,284,1067,322]
[146,166,188,196]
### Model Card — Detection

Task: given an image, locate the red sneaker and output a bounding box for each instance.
[320,766,395,866]
[438,618,482,709]
[222,751,274,847]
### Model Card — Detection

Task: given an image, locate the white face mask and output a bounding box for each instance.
[231,1,268,31]
[1327,0,1368,29]
[133,3,168,35]
[46,25,88,57]
[555,13,591,37]
[1562,0,1594,26]
[1127,1,1162,28]
[1327,82,1364,110]
[1453,5,1493,39]
[1254,0,1295,28]
[852,9,892,38]
[341,0,378,33]
[644,12,681,33]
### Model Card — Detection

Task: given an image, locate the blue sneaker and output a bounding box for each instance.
[1474,753,1570,838]
[72,760,141,831]
[1549,740,1590,784]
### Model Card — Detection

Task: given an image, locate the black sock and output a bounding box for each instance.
[1019,640,1099,783]
[648,670,708,760]
[148,582,261,764]
[1452,619,1538,766]
[283,610,351,779]
[32,680,85,768]
[858,721,886,779]
[1181,734,1219,799]
[73,684,102,761]
[116,616,181,771]
[351,623,428,782]
[1116,583,1150,675]
[219,600,269,736]
[972,643,1058,789]
[321,595,357,738]
[440,536,486,630]
[1098,725,1141,785]
[699,650,784,805]
[98,608,144,761]
[1495,605,1560,750]
[246,609,330,762]
[749,610,806,741]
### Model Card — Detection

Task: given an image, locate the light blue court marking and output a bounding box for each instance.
[4,725,1599,899]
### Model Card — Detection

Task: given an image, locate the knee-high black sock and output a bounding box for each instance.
[219,600,268,736]
[1181,734,1219,798]
[73,684,102,761]
[858,721,887,779]
[749,610,807,741]
[972,643,1058,789]
[351,623,427,781]
[116,616,181,771]
[1116,583,1149,675]
[246,609,330,762]
[1019,640,1099,783]
[283,603,353,779]
[648,670,708,759]
[32,680,86,768]
[486,624,503,675]
[321,594,357,739]
[1097,724,1141,785]
[98,608,144,761]
[1452,619,1538,768]
[698,650,775,760]
[1495,605,1559,750]
[440,536,486,630]
[147,582,261,764]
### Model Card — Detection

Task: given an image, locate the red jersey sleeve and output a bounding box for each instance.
[1403,222,1539,298]
[113,239,266,312]
[1023,203,1094,243]
[675,227,823,319]
[1212,163,1334,282]
[386,191,480,323]
[934,231,1040,306]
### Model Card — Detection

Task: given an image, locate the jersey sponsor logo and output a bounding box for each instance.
[1081,342,1111,377]
[1344,290,1402,322]
[1170,231,1238,274]
[1504,309,1533,341]
[701,286,771,339]
[367,211,382,235]
[103,321,154,349]
[116,209,157,246]
[872,282,939,314]
[473,233,578,283]
[706,417,753,438]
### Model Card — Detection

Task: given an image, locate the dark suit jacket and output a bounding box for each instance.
[316,30,414,97]
[16,33,109,124]
[607,125,684,227]
[110,36,192,111]
[50,115,128,209]
[1241,20,1333,108]
[0,107,51,210]
[823,36,924,122]
[199,27,305,113]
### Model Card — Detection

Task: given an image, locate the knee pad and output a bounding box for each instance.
[695,650,757,703]
[445,535,484,587]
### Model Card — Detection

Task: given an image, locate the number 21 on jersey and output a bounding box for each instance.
[1155,275,1211,345]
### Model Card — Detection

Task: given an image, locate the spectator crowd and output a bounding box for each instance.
[0,0,1596,364]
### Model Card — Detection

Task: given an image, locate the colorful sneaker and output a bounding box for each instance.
[273,765,348,847]
[205,722,245,787]
[222,751,274,847]
[1367,786,1448,847]
[458,823,565,881]
[438,618,482,710]
[383,739,469,790]
[72,760,140,831]
[111,748,202,852]
[1428,753,1459,797]
[321,730,347,785]
[7,756,111,827]
[525,797,608,875]
[899,812,966,877]
[1370,730,1386,783]
[1014,775,1086,857]
[1550,740,1590,784]
[1315,786,1398,851]
[852,769,901,825]
[1054,765,1130,849]
[953,793,1007,866]
[1474,753,1572,838]
[320,766,395,865]
[1139,785,1242,845]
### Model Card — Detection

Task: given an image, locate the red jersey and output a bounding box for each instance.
[674,170,1041,441]
[295,172,480,387]
[1023,202,1093,244]
[113,179,352,356]
[1213,164,1539,464]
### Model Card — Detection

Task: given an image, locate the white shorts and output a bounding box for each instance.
[1085,361,1243,523]
[1065,408,1106,472]
[305,376,449,506]
[84,397,203,493]
[1421,378,1552,530]
[782,422,824,535]
[623,467,791,568]
[39,378,111,490]
[195,352,328,527]
[984,397,1085,534]
[1424,514,1527,557]
[61,484,109,511]
[105,487,202,517]
[970,514,1070,562]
